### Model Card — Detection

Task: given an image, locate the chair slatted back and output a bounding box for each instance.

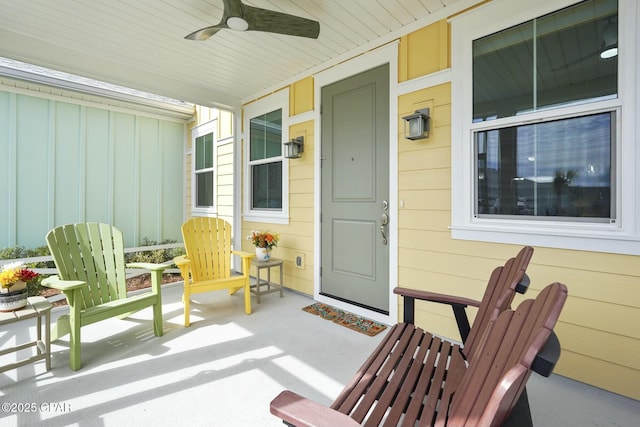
[449,282,568,427]
[464,246,534,362]
[181,217,233,282]
[46,223,128,310]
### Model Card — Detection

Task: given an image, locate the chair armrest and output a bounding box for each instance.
[394,287,481,308]
[173,255,190,267]
[173,255,192,282]
[126,262,171,272]
[270,391,360,427]
[231,250,256,259]
[42,275,87,292]
[394,287,481,332]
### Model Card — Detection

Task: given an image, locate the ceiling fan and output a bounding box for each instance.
[185,0,320,41]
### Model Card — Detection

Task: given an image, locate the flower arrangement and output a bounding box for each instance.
[248,231,280,250]
[0,262,39,293]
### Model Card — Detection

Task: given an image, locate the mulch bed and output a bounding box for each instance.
[39,273,183,307]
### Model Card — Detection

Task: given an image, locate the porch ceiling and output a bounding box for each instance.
[0,0,468,109]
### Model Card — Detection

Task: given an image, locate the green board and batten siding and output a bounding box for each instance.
[0,90,185,248]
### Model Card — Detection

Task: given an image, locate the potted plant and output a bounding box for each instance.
[0,262,39,311]
[248,231,280,261]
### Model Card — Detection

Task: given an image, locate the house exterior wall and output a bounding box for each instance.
[0,85,186,248]
[240,13,640,400]
[241,87,316,293]
[185,106,235,225]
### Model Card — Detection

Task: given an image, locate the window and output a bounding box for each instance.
[473,0,617,222]
[243,89,289,223]
[250,109,283,210]
[475,112,614,221]
[192,121,216,214]
[451,0,640,255]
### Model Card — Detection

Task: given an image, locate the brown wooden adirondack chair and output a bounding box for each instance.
[270,282,568,427]
[43,223,169,371]
[174,217,255,326]
[394,246,534,361]
[391,246,541,425]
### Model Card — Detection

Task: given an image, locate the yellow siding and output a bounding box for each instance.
[184,152,192,212]
[218,109,233,140]
[291,77,314,115]
[397,79,640,400]
[184,106,234,222]
[216,140,234,223]
[399,20,450,82]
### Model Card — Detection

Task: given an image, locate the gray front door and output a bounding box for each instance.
[320,64,390,314]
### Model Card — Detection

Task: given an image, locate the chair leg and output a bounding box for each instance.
[153,301,163,337]
[244,279,252,315]
[183,287,191,327]
[69,307,82,371]
[149,269,164,336]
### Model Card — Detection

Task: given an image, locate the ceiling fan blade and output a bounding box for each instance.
[185,24,227,41]
[185,0,234,40]
[243,5,320,39]
[185,0,320,41]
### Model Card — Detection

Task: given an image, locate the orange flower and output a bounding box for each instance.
[248,231,280,249]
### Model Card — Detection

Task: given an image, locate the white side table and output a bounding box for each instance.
[251,258,284,304]
[0,296,52,373]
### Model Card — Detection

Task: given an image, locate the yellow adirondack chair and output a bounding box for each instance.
[42,223,169,371]
[174,217,255,326]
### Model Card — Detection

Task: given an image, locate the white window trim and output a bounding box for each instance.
[191,120,217,216]
[450,0,640,256]
[242,88,290,224]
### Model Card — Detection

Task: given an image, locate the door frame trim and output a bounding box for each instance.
[313,42,399,326]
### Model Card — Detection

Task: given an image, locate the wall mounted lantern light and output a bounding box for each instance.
[402,108,430,140]
[284,136,304,159]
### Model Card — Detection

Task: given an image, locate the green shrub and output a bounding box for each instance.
[125,238,185,264]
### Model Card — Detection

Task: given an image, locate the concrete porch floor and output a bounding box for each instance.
[1,282,638,426]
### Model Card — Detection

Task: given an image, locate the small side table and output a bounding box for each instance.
[251,258,284,304]
[0,296,53,373]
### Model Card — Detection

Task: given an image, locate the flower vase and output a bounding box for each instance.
[255,247,271,261]
[0,287,28,312]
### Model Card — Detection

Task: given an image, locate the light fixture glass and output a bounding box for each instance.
[284,136,304,159]
[600,18,617,59]
[600,46,617,59]
[402,108,430,140]
[227,16,249,31]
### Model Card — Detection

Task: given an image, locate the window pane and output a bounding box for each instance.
[473,21,534,121]
[250,109,282,161]
[195,133,213,171]
[251,162,282,209]
[473,0,617,121]
[476,112,612,220]
[196,171,214,207]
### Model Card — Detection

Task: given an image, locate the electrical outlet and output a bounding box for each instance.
[295,254,305,269]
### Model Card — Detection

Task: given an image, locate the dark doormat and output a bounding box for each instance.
[302,302,387,337]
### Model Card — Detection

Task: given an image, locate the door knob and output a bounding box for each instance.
[380,213,389,244]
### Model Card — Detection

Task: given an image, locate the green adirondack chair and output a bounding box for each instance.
[43,223,169,371]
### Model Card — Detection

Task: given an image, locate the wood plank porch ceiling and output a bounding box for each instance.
[0,0,466,109]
